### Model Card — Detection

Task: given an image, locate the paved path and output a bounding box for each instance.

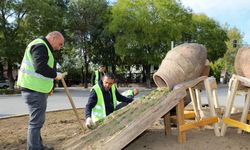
[0,85,246,118]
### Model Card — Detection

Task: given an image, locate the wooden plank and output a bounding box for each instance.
[163,112,172,135]
[189,88,200,120]
[183,111,196,119]
[101,89,186,150]
[238,89,250,133]
[221,76,239,136]
[223,117,250,132]
[63,77,209,149]
[177,99,186,143]
[204,78,221,136]
[169,111,196,123]
[247,113,250,120]
[174,76,207,90]
[63,88,187,150]
[235,75,250,88]
[179,117,219,132]
[195,89,202,111]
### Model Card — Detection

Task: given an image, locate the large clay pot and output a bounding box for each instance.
[153,43,207,89]
[234,46,250,78]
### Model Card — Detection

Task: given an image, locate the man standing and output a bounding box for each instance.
[17,31,64,150]
[91,64,106,86]
[85,73,137,128]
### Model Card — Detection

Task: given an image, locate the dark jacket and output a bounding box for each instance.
[85,81,133,118]
[91,70,104,85]
[22,37,57,91]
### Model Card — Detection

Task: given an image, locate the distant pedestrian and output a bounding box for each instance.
[91,64,106,86]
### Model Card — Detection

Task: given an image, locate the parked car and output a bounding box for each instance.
[0,80,9,89]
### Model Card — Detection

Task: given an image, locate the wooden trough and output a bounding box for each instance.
[62,87,186,150]
[62,76,209,149]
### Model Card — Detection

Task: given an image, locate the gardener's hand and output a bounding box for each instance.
[85,117,95,129]
[55,72,63,80]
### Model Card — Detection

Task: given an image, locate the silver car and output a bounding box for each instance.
[0,80,9,89]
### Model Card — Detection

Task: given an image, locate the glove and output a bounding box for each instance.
[55,72,63,80]
[85,117,95,129]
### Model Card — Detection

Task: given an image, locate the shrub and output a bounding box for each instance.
[210,58,226,81]
[0,89,21,95]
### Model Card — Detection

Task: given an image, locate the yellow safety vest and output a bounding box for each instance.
[17,38,54,93]
[91,84,117,122]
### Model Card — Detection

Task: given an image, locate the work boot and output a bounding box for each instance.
[42,145,54,150]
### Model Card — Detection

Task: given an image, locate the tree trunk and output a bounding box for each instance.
[112,65,116,74]
[7,62,14,89]
[83,54,89,88]
[0,62,3,80]
[81,65,84,84]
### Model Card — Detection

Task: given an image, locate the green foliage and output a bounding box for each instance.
[223,25,243,74]
[65,0,111,86]
[190,14,228,62]
[24,0,66,38]
[210,58,226,81]
[0,89,21,95]
[109,0,192,66]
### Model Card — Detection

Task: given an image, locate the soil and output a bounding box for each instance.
[1,109,250,150]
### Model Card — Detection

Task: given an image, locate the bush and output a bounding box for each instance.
[210,58,226,81]
[0,89,21,95]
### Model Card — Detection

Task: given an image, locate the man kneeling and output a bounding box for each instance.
[85,72,138,129]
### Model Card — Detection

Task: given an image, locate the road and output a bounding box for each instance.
[0,87,153,118]
[0,85,246,118]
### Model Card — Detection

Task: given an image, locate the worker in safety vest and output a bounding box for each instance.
[85,73,138,129]
[91,64,106,86]
[121,89,139,98]
[17,31,64,150]
[115,88,139,109]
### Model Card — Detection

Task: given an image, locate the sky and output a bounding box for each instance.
[108,0,250,45]
[180,0,250,45]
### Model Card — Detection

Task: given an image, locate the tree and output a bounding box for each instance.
[190,14,228,62]
[109,0,192,87]
[0,0,28,89]
[24,0,67,38]
[66,0,110,88]
[90,6,121,74]
[0,0,66,89]
[223,25,244,74]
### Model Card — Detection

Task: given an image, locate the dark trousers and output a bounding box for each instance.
[22,91,48,150]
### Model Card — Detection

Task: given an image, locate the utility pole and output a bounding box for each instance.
[171,41,174,50]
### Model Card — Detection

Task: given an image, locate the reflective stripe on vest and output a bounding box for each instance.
[91,84,117,122]
[17,38,54,93]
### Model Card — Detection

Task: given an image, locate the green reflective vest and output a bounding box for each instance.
[122,89,134,97]
[17,38,54,93]
[117,89,134,105]
[91,84,117,122]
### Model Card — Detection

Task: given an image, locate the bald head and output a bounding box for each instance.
[46,31,64,51]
